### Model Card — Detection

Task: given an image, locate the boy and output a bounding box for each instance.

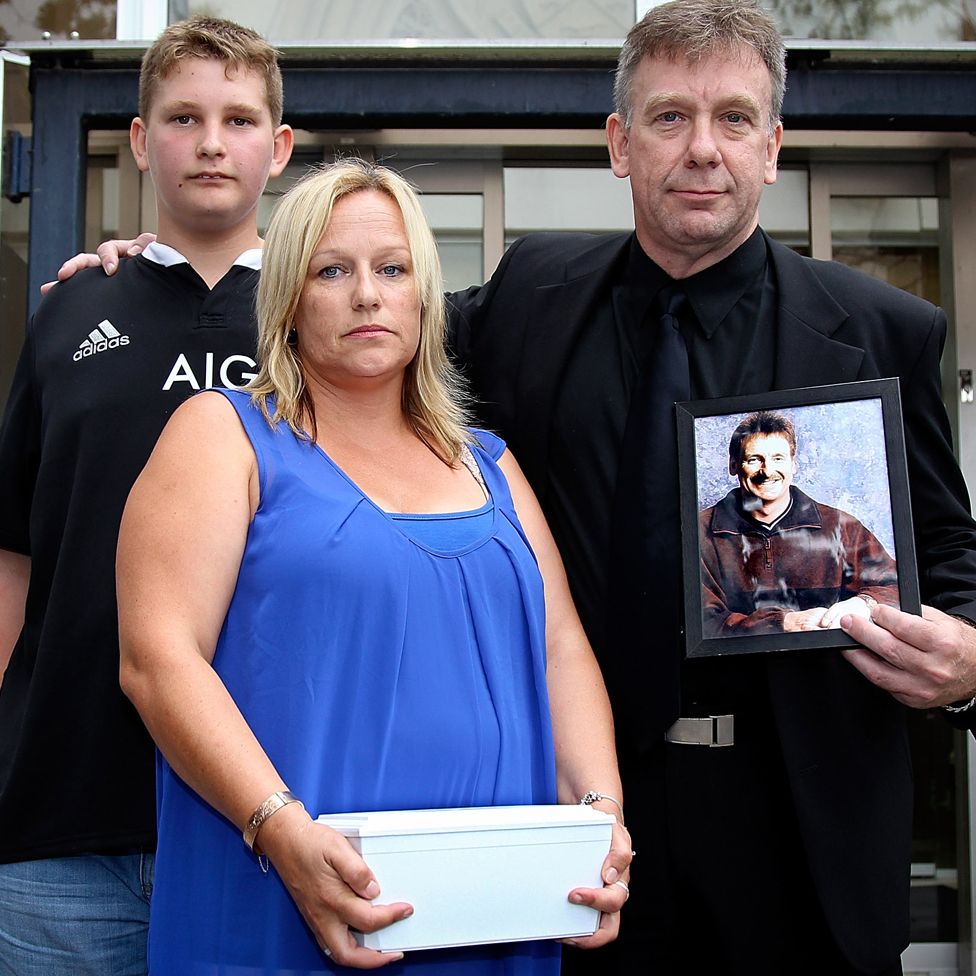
[0,17,292,974]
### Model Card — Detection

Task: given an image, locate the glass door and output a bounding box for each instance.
[820,161,967,970]
[0,52,30,404]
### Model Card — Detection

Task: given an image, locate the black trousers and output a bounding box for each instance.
[562,706,905,976]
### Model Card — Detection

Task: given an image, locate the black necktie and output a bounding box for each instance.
[606,285,692,747]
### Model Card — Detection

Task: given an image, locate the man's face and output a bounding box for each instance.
[606,47,782,276]
[734,433,794,510]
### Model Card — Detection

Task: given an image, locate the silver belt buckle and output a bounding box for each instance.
[664,714,734,747]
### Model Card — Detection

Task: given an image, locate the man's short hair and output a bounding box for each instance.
[728,411,797,466]
[139,15,284,125]
[613,0,786,132]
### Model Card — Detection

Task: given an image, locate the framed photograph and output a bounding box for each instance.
[677,378,920,658]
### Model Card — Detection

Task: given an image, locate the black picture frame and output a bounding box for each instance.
[677,378,920,658]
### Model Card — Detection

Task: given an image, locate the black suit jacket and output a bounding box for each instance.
[448,230,976,971]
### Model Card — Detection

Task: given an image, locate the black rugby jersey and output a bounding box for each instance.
[0,245,260,862]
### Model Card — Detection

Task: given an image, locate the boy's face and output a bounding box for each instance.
[130,58,292,241]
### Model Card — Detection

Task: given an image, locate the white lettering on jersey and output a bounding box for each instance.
[71,319,131,362]
[162,354,200,391]
[162,353,258,391]
[220,355,258,387]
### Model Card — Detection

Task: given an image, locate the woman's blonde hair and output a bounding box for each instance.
[249,159,472,462]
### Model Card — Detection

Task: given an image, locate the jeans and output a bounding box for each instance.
[0,852,153,976]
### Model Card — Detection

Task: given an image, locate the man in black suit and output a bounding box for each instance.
[449,1,976,973]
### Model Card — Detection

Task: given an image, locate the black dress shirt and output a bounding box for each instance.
[547,227,776,712]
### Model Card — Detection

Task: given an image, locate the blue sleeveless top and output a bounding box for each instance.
[149,388,560,975]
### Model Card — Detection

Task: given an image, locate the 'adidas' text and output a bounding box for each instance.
[73,320,130,362]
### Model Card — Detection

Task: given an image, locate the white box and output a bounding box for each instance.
[316,804,615,952]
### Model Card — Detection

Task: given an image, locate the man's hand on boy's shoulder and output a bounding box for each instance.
[40,232,157,294]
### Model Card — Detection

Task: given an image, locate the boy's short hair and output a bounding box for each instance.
[139,16,283,125]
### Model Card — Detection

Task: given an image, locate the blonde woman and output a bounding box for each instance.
[118,160,631,974]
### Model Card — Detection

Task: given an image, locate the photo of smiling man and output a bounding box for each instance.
[699,410,900,638]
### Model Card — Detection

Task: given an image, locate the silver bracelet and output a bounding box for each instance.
[940,617,976,714]
[579,790,624,825]
[943,696,976,714]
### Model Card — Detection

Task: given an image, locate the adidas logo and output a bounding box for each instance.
[72,319,131,362]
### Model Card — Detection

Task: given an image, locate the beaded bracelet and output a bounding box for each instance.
[579,790,624,826]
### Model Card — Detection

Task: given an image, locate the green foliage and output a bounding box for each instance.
[770,0,937,38]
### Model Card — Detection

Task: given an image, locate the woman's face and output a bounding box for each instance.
[293,189,422,391]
